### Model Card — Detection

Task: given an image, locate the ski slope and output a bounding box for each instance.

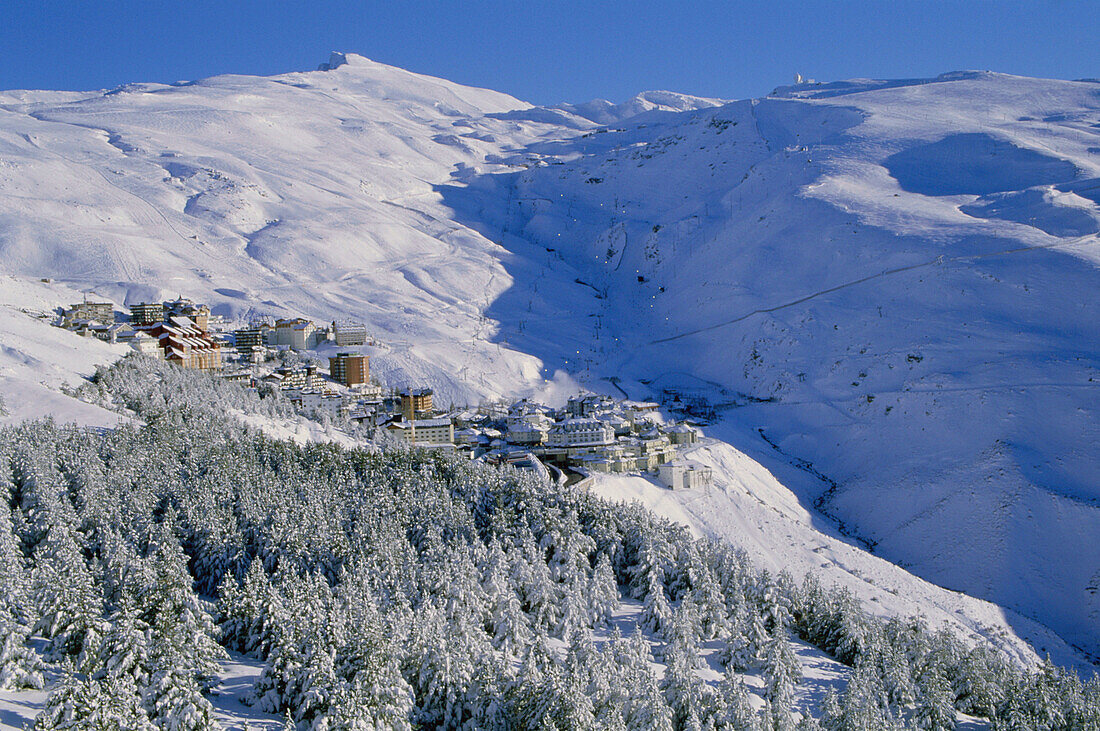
[0,55,1097,663]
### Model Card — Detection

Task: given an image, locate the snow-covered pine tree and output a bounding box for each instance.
[839,659,898,730]
[715,664,759,731]
[660,637,715,730]
[219,558,282,659]
[763,628,801,731]
[640,567,673,638]
[0,507,30,624]
[143,664,220,731]
[611,631,674,731]
[913,669,957,731]
[720,604,755,672]
[516,533,562,633]
[951,646,1005,718]
[92,596,151,688]
[34,662,155,731]
[587,554,620,628]
[30,518,105,665]
[817,687,843,731]
[0,612,45,690]
[144,514,226,687]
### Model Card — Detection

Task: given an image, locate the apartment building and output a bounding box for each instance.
[329,352,369,387]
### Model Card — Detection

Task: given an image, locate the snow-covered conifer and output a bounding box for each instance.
[0,507,29,623]
[914,669,957,731]
[763,629,801,730]
[30,519,104,663]
[143,664,220,731]
[715,664,758,731]
[34,663,154,731]
[661,638,713,730]
[0,614,45,690]
[587,554,620,628]
[92,597,151,688]
[144,515,226,686]
[640,569,673,638]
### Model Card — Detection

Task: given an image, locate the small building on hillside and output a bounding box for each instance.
[286,388,345,416]
[386,417,454,446]
[566,394,614,418]
[63,300,114,327]
[165,298,210,331]
[332,321,368,347]
[275,364,328,391]
[666,423,699,446]
[143,316,222,370]
[273,318,317,350]
[658,460,713,491]
[129,331,163,357]
[234,325,270,356]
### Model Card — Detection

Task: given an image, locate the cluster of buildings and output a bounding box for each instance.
[57,296,710,490]
[60,297,224,369]
[57,297,375,375]
[234,319,370,362]
[364,391,711,489]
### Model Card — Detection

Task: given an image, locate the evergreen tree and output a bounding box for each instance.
[641,569,674,638]
[143,664,220,731]
[92,597,152,688]
[30,519,104,665]
[763,629,800,731]
[34,664,154,731]
[914,669,957,731]
[661,639,713,730]
[715,665,759,731]
[587,554,620,628]
[144,514,227,688]
[0,507,30,624]
[0,613,45,690]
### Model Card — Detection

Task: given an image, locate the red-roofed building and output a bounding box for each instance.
[140,315,222,371]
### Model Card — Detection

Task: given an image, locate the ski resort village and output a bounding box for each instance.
[52,294,710,488]
[0,23,1098,731]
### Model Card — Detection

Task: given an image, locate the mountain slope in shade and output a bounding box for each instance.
[0,59,1098,662]
[443,71,1100,659]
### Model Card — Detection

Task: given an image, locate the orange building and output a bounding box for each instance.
[400,388,433,420]
[141,315,222,371]
[329,353,369,387]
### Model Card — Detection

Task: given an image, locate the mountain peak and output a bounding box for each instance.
[317,51,372,71]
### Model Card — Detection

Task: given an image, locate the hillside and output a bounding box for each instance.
[0,57,1097,663]
[452,71,1100,659]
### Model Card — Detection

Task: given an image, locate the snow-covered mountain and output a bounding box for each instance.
[1,55,1098,664]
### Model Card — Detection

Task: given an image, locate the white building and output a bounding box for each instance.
[666,423,699,445]
[387,418,454,446]
[547,418,615,448]
[129,331,163,357]
[506,412,552,445]
[658,460,713,490]
[272,318,318,350]
[333,321,368,346]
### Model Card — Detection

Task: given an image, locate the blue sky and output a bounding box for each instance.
[1,1,1095,104]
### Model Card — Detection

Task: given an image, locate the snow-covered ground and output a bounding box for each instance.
[590,439,1085,672]
[0,276,129,429]
[1,55,1098,664]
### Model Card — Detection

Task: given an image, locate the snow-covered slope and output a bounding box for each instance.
[0,52,566,407]
[0,59,1098,663]
[591,439,1084,672]
[457,71,1100,659]
[0,276,129,429]
[554,89,729,125]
